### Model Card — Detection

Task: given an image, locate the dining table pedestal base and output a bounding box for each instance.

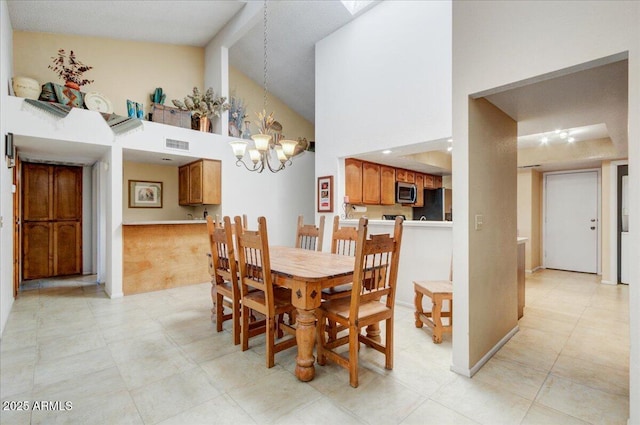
[294,307,317,381]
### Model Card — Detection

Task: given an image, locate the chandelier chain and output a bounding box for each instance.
[262,0,268,111]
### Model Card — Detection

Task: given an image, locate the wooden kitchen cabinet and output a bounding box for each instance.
[362,162,381,204]
[413,174,424,207]
[433,175,443,188]
[345,158,363,204]
[396,168,415,183]
[424,174,435,189]
[179,159,221,205]
[380,165,396,205]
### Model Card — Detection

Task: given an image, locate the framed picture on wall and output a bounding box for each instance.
[317,175,333,212]
[129,180,163,208]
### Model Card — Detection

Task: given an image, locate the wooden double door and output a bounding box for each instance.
[22,163,82,280]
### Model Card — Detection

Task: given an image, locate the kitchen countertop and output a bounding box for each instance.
[341,219,453,228]
[123,220,208,225]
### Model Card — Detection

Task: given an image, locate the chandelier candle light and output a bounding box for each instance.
[229,0,299,173]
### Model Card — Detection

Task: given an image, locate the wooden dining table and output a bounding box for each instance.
[268,245,355,382]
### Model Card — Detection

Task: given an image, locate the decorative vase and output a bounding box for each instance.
[198,116,211,132]
[12,76,40,99]
[64,81,80,90]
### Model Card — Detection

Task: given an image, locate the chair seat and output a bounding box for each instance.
[244,287,293,312]
[414,280,452,297]
[321,297,391,323]
[321,284,352,300]
[413,279,452,344]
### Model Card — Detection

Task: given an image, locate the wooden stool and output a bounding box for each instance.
[413,280,453,344]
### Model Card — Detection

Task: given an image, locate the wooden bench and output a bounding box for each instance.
[413,279,453,344]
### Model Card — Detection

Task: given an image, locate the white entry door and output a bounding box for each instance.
[545,171,599,273]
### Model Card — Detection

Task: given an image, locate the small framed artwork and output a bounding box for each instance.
[317,175,333,212]
[129,180,163,208]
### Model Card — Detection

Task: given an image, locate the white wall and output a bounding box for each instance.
[0,0,14,336]
[315,0,452,252]
[452,1,639,421]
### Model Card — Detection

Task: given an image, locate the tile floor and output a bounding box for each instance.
[0,269,629,424]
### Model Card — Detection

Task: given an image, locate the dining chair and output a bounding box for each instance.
[215,213,248,230]
[321,216,359,340]
[235,215,297,368]
[316,216,404,388]
[295,214,326,251]
[206,215,262,345]
[206,215,239,343]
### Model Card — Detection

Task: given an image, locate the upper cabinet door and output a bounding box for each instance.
[23,163,52,221]
[380,166,396,205]
[345,158,363,204]
[188,160,204,204]
[178,165,190,206]
[53,166,82,220]
[362,162,380,205]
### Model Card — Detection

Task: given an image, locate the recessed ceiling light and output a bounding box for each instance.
[541,136,548,144]
[568,137,575,143]
[447,138,453,143]
[447,146,453,152]
[382,150,392,154]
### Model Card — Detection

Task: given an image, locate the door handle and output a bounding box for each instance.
[590,219,597,222]
[590,226,596,230]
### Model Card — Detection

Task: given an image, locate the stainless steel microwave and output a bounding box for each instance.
[396,182,417,203]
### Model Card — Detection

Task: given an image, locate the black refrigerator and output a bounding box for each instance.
[413,188,444,221]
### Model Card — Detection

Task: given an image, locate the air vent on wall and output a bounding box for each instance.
[518,164,541,169]
[165,138,189,151]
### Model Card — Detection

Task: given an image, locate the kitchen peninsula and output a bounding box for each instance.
[122,220,211,295]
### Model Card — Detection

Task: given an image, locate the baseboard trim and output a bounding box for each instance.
[600,280,616,285]
[107,291,124,299]
[450,324,520,378]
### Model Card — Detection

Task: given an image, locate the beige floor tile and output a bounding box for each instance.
[561,326,629,371]
[0,361,34,398]
[493,327,566,372]
[551,353,629,396]
[430,375,532,425]
[400,399,480,425]
[0,392,33,425]
[32,366,127,403]
[200,349,280,392]
[385,347,458,397]
[227,369,323,424]
[322,373,427,424]
[472,357,549,400]
[536,374,629,425]
[521,403,591,425]
[130,367,223,424]
[157,394,257,425]
[99,318,165,344]
[33,346,116,388]
[274,396,364,425]
[0,328,37,353]
[178,331,241,363]
[30,389,143,425]
[37,330,106,362]
[114,348,197,390]
[0,345,37,369]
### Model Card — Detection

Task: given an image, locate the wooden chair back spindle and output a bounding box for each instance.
[295,215,325,251]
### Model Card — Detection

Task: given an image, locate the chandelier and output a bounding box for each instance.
[229,0,299,173]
